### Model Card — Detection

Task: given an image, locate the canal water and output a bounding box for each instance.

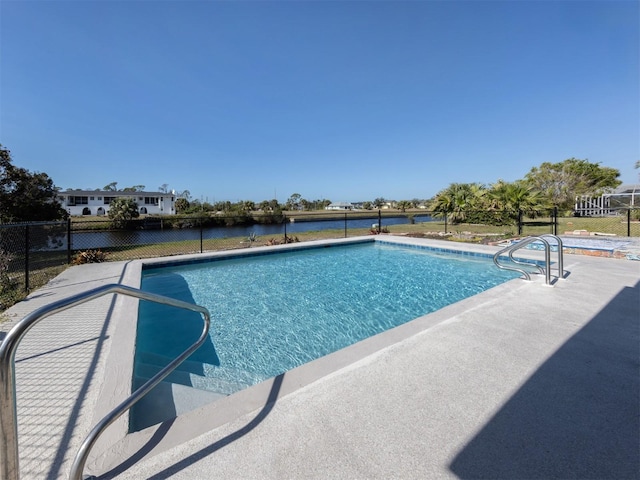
[71,215,434,250]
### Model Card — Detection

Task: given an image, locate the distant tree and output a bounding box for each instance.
[212,201,229,212]
[158,184,169,193]
[0,145,66,222]
[108,197,139,228]
[177,190,191,201]
[524,158,621,211]
[286,193,302,211]
[241,200,255,212]
[185,199,204,213]
[396,200,412,212]
[258,200,271,212]
[122,185,145,192]
[175,198,190,213]
[269,199,280,211]
[373,197,386,208]
[362,201,372,210]
[103,182,118,191]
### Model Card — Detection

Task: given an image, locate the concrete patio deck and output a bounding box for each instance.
[1,236,638,479]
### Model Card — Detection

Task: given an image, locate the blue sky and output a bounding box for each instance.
[1,1,638,204]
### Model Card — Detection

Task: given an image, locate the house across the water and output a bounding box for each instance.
[325,202,355,211]
[59,190,176,216]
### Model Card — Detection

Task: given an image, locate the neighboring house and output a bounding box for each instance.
[325,202,354,211]
[59,190,176,216]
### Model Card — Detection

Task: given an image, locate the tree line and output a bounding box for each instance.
[431,158,622,225]
[0,144,629,227]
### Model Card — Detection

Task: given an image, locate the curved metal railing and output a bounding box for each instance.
[540,234,564,279]
[493,234,564,285]
[0,284,211,480]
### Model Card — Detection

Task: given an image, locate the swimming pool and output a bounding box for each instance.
[133,241,520,415]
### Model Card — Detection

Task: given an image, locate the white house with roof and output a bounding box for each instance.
[325,202,355,211]
[59,190,176,216]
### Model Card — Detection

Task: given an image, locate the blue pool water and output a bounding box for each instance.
[135,241,520,399]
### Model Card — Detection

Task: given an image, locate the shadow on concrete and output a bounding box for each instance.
[98,373,284,479]
[45,264,134,479]
[449,281,640,479]
[15,335,107,363]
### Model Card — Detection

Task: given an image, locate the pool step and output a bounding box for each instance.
[136,350,267,393]
[135,361,252,396]
[136,350,215,374]
[130,378,227,432]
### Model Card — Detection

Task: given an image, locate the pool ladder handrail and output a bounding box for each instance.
[493,234,564,285]
[0,283,211,480]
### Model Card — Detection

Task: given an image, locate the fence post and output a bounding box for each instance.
[344,213,347,238]
[378,209,381,234]
[284,214,287,243]
[628,209,631,237]
[200,219,203,253]
[553,207,558,235]
[444,213,448,234]
[517,210,522,236]
[24,225,29,292]
[67,218,72,264]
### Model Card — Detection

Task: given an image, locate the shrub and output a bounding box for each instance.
[108,197,140,229]
[266,236,299,246]
[72,249,108,265]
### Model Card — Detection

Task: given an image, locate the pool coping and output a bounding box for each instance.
[86,235,554,474]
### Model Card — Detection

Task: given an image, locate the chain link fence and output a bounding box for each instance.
[68,211,393,261]
[554,208,640,237]
[0,221,69,310]
[2,208,639,311]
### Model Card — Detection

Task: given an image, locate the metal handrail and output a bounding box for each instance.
[493,235,564,285]
[540,234,564,279]
[493,237,544,281]
[0,284,211,480]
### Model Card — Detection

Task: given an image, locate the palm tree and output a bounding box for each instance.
[432,183,486,223]
[488,181,544,226]
[241,200,255,213]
